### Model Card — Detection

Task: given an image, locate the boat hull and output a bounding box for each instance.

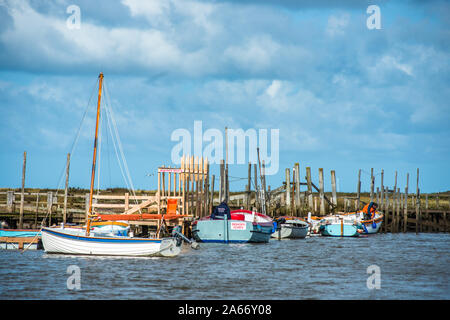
[320,224,360,237]
[192,220,273,243]
[271,224,308,239]
[41,227,180,257]
[342,212,383,234]
[0,229,41,238]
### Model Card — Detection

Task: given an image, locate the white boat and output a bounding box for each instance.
[42,227,180,257]
[271,216,309,239]
[341,211,384,234]
[41,73,182,257]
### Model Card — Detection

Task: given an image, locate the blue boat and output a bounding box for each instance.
[192,209,275,243]
[0,229,42,250]
[318,216,361,237]
[0,229,41,238]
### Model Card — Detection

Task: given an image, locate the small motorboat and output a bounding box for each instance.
[192,209,275,243]
[340,211,384,234]
[318,215,361,237]
[271,216,309,239]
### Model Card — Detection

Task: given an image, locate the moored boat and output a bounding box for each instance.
[40,73,182,257]
[192,209,275,243]
[319,217,361,237]
[341,211,383,234]
[41,226,180,257]
[271,216,309,239]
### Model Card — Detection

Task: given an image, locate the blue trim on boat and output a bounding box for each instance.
[42,228,162,243]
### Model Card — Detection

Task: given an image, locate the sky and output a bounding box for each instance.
[0,0,449,193]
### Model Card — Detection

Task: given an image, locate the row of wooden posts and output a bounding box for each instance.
[281,164,448,232]
[2,151,448,233]
[281,165,428,215]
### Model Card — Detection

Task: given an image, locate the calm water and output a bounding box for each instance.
[0,233,449,300]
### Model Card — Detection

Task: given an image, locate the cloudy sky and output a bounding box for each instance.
[0,0,449,193]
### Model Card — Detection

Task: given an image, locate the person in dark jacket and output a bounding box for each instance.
[211,201,231,220]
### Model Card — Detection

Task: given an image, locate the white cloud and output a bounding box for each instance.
[380,56,413,76]
[224,35,281,73]
[266,80,281,98]
[326,13,350,37]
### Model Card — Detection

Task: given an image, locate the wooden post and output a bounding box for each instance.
[384,186,389,233]
[219,160,224,203]
[392,171,397,232]
[285,168,291,214]
[376,187,380,205]
[294,163,300,214]
[182,155,186,215]
[319,168,325,216]
[195,157,200,217]
[198,157,203,217]
[306,167,313,212]
[416,168,420,234]
[262,160,267,215]
[331,170,337,210]
[185,156,190,215]
[246,162,251,210]
[6,190,14,213]
[343,197,347,213]
[425,194,429,232]
[404,173,409,233]
[124,192,129,211]
[47,192,53,227]
[380,169,384,211]
[370,168,375,202]
[205,159,210,216]
[210,174,215,213]
[396,188,401,233]
[157,167,161,215]
[314,196,318,213]
[162,166,166,199]
[63,153,70,224]
[392,188,397,233]
[225,127,229,203]
[34,193,39,228]
[190,156,194,214]
[85,193,89,223]
[356,169,361,211]
[19,151,27,229]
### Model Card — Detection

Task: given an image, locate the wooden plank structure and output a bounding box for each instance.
[1,152,449,234]
[0,236,40,250]
[156,155,209,217]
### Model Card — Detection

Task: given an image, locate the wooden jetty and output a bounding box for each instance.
[0,236,40,250]
[0,151,448,234]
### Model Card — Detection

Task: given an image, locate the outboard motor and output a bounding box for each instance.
[172,226,200,250]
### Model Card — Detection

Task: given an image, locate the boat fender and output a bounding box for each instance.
[372,221,377,229]
[271,221,277,234]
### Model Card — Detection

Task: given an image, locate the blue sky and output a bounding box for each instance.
[0,0,449,193]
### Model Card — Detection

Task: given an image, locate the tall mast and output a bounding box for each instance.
[86,72,104,235]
